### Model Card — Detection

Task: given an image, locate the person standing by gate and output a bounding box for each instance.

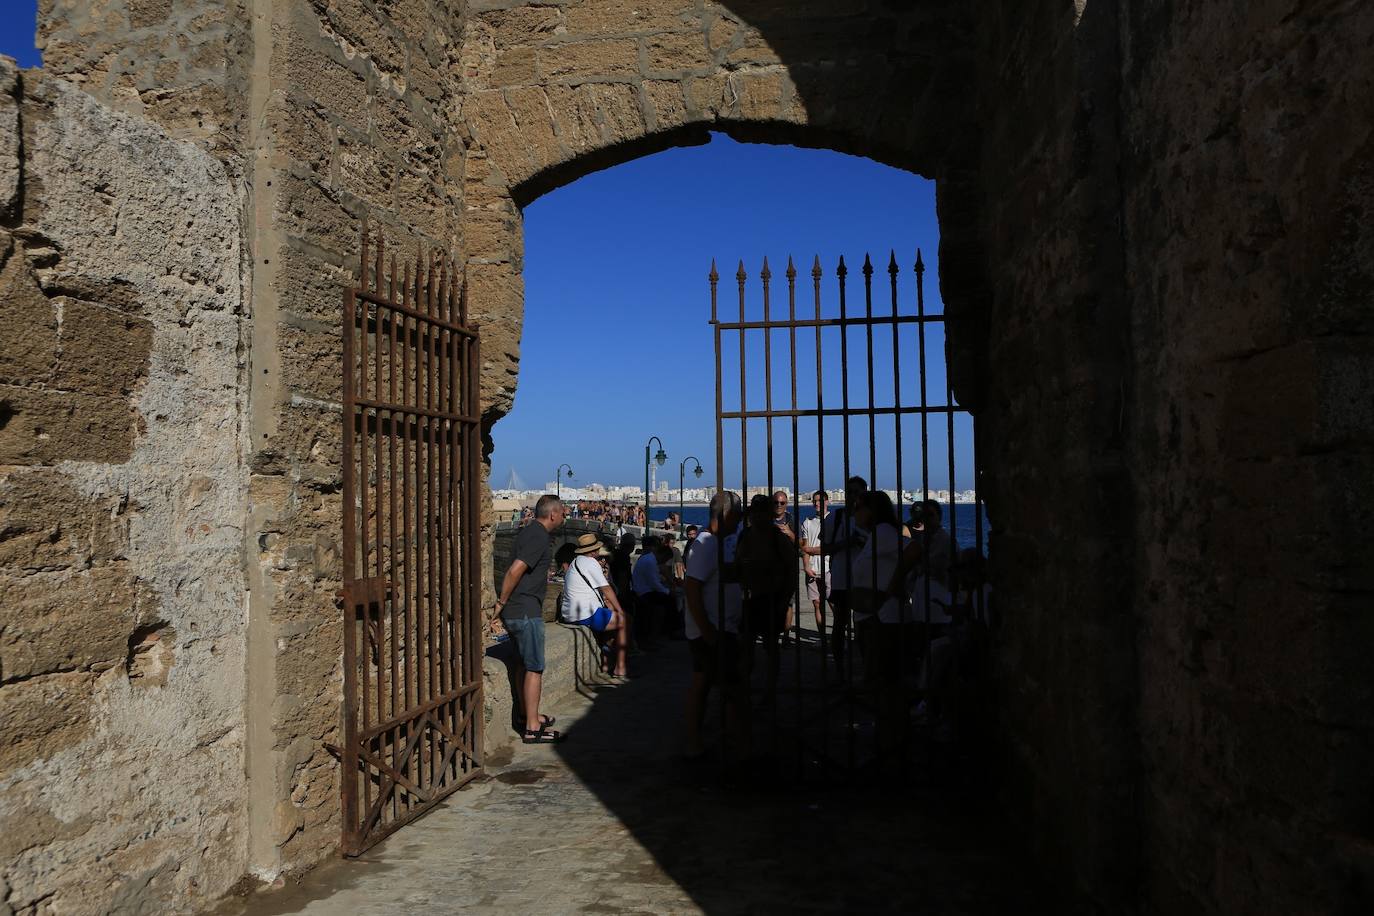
[737,494,796,693]
[494,494,565,743]
[684,490,746,757]
[802,476,869,679]
[770,490,799,640]
[632,536,672,645]
[801,490,831,643]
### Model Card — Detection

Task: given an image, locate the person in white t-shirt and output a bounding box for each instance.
[845,489,911,759]
[560,533,628,678]
[683,490,745,757]
[800,490,831,641]
[801,476,869,678]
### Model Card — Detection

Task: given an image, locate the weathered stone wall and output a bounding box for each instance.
[0,59,248,913]
[240,0,471,877]
[1119,3,1374,911]
[37,0,254,161]
[43,0,477,878]
[964,3,1141,905]
[10,1,1374,913]
[970,2,1374,912]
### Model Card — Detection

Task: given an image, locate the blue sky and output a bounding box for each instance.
[511,134,970,493]
[0,1,39,68]
[0,5,973,493]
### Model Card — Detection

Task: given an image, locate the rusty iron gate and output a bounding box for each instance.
[709,250,987,778]
[340,229,484,855]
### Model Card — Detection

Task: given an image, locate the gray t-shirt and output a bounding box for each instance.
[503,522,551,619]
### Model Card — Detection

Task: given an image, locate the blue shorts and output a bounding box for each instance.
[571,606,614,633]
[503,616,546,672]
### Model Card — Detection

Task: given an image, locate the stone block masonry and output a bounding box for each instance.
[3,1,1372,914]
[0,58,249,914]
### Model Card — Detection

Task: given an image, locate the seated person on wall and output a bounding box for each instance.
[560,533,630,679]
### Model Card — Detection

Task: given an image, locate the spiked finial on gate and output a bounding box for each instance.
[915,248,926,276]
[837,254,848,278]
[786,255,796,280]
[736,259,747,282]
[812,255,823,280]
[888,249,899,277]
[709,258,719,282]
[862,253,873,278]
[760,256,771,281]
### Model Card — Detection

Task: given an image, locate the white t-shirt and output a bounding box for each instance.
[561,555,608,622]
[801,513,828,579]
[684,529,742,638]
[820,509,865,590]
[850,523,905,622]
[631,552,667,595]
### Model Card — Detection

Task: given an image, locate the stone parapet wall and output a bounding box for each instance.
[0,59,249,914]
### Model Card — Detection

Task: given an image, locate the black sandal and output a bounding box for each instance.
[521,727,561,744]
[538,714,556,728]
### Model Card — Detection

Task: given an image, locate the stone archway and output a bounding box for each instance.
[16,1,1371,912]
[451,0,982,426]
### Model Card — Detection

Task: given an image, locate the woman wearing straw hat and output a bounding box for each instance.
[561,533,630,679]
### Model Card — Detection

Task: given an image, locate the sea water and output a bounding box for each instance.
[642,503,989,553]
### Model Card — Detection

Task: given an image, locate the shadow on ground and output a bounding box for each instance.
[550,631,1056,914]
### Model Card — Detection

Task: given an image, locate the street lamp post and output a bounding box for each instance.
[678,456,703,540]
[644,436,667,538]
[555,463,574,500]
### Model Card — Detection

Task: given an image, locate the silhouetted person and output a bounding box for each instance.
[913,499,956,585]
[801,490,831,642]
[632,535,672,645]
[803,476,869,678]
[737,493,796,693]
[770,489,799,638]
[849,490,907,760]
[684,490,745,757]
[495,494,564,743]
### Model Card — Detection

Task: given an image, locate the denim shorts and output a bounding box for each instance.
[503,616,546,673]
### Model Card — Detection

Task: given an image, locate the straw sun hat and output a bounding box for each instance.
[573,533,602,555]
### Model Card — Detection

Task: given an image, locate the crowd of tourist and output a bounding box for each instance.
[492,486,991,757]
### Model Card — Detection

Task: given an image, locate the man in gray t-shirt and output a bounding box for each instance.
[494,495,565,743]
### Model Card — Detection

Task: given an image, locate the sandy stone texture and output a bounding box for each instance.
[7,2,1373,914]
[0,59,248,914]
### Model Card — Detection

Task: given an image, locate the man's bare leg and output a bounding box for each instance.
[522,670,544,733]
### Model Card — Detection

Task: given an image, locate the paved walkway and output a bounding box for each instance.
[232,633,1048,915]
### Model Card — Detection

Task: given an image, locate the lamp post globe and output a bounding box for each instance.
[678,456,704,543]
[644,436,667,537]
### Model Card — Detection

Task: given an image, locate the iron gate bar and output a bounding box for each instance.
[341,227,483,857]
[353,289,478,336]
[710,247,982,781]
[712,315,943,329]
[719,406,961,419]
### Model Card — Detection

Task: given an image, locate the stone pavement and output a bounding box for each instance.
[230,633,1051,915]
